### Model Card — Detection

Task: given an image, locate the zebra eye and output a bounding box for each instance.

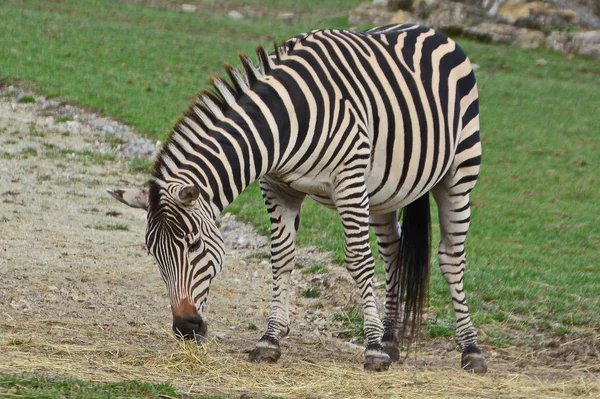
[189,238,203,253]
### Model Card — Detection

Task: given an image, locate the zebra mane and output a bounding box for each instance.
[178,41,299,132]
[152,40,299,182]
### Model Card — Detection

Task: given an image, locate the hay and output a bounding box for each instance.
[1,321,598,398]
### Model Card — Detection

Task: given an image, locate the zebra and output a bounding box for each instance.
[108,23,486,373]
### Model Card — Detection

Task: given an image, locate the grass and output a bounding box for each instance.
[301,286,321,298]
[0,374,179,399]
[129,156,155,174]
[21,147,38,156]
[333,305,365,341]
[17,95,35,103]
[54,114,73,123]
[302,264,328,274]
[92,223,129,231]
[45,148,117,164]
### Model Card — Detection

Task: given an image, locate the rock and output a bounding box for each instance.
[349,1,395,26]
[116,138,158,158]
[546,29,600,59]
[457,23,520,44]
[546,30,571,52]
[181,4,197,13]
[387,0,412,11]
[391,10,424,24]
[516,28,547,49]
[424,1,488,29]
[572,30,600,58]
[228,10,244,20]
[349,0,600,56]
[278,12,295,22]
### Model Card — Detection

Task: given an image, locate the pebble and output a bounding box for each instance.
[278,12,295,21]
[228,10,244,20]
[181,4,198,12]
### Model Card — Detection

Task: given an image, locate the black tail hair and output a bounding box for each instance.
[398,192,431,339]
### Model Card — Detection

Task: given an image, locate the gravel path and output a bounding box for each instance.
[0,86,370,373]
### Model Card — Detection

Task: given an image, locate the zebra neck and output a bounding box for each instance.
[156,100,288,213]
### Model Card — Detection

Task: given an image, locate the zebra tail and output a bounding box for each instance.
[398,192,431,340]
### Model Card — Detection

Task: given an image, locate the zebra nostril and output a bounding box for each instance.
[173,314,207,341]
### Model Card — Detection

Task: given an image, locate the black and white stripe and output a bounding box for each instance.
[141,23,485,371]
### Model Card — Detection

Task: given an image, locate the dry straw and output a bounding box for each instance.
[0,320,598,398]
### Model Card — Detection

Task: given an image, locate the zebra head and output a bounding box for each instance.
[107,182,225,342]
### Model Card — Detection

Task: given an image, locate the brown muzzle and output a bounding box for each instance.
[172,299,207,341]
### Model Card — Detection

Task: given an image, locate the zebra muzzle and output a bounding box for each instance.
[172,299,207,342]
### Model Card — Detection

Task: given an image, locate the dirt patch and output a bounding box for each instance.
[0,88,598,398]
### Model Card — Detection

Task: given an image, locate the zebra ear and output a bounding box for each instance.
[107,188,149,211]
[176,185,200,206]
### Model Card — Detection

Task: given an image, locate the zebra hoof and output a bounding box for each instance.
[461,345,487,374]
[381,340,400,362]
[364,344,392,372]
[248,338,281,363]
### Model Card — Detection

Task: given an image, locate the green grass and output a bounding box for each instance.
[45,148,116,164]
[92,223,129,231]
[302,264,328,274]
[129,156,154,174]
[1,0,598,356]
[333,305,365,341]
[0,374,178,399]
[301,286,321,298]
[21,147,38,156]
[17,94,35,103]
[54,114,73,123]
[0,0,361,139]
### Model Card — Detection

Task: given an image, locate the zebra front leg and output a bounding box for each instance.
[334,176,391,371]
[248,177,305,364]
[369,212,403,361]
[432,186,487,373]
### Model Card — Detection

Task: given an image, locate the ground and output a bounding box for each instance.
[0,88,598,398]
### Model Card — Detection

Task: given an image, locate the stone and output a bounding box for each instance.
[459,22,520,44]
[423,1,488,29]
[496,0,545,23]
[546,30,571,53]
[228,10,244,20]
[572,30,600,58]
[349,1,395,26]
[546,29,600,59]
[387,0,413,12]
[181,4,198,13]
[516,28,547,49]
[278,12,295,22]
[391,10,423,24]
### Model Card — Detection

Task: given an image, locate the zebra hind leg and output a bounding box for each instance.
[248,177,305,364]
[369,212,403,361]
[432,184,487,373]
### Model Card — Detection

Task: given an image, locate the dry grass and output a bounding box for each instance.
[1,320,598,398]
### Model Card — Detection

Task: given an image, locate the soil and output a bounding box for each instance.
[0,87,598,398]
